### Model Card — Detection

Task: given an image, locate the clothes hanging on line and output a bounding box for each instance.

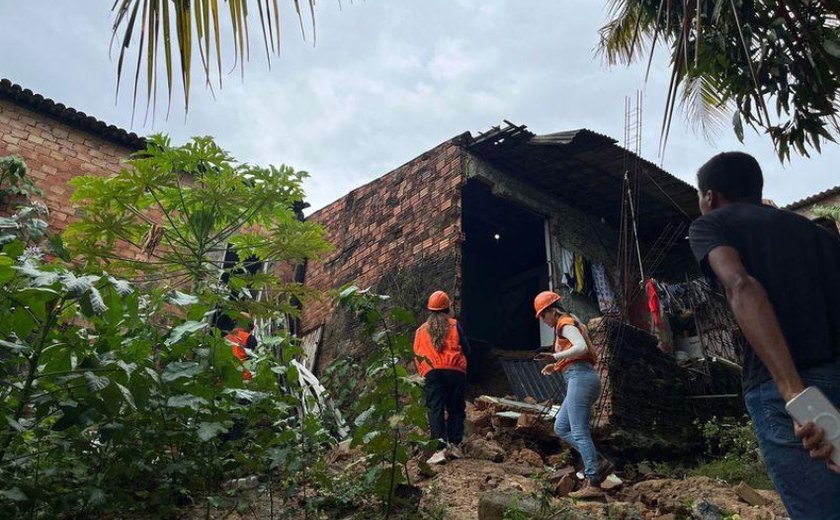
[592,262,619,314]
[574,253,585,294]
[646,278,674,353]
[557,247,575,290]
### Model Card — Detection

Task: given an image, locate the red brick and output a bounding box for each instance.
[0,102,135,242]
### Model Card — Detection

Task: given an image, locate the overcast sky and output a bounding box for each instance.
[2,1,839,212]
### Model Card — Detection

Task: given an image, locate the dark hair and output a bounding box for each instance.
[697,152,763,203]
[426,310,451,351]
[548,302,567,314]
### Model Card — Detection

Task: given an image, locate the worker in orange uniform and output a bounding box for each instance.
[534,291,609,499]
[224,322,257,381]
[414,290,470,465]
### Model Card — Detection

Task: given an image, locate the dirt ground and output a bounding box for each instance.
[410,458,788,520]
[182,400,790,519]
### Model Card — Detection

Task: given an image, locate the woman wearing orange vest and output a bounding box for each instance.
[534,290,606,499]
[413,290,470,465]
[224,323,257,381]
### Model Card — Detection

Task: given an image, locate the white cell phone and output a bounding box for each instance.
[785,386,840,466]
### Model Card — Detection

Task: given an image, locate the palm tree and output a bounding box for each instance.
[599,1,840,160]
[111,0,315,117]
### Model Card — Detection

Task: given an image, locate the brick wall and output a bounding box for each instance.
[303,139,466,372]
[0,99,135,232]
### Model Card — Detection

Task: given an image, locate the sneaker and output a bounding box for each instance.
[446,443,463,459]
[568,479,604,500]
[426,449,447,465]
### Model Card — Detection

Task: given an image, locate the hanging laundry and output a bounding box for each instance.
[592,262,619,314]
[645,279,662,331]
[646,278,674,353]
[574,253,585,294]
[557,248,575,290]
[583,258,596,298]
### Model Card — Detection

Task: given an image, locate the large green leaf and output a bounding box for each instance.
[166,394,209,410]
[165,320,207,346]
[196,421,229,441]
[0,487,28,502]
[85,372,111,393]
[161,361,202,382]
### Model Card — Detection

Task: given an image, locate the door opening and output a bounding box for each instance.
[461,180,549,352]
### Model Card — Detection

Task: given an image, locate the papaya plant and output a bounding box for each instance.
[335,285,429,517]
[0,145,337,518]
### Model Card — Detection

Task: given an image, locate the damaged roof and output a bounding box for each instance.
[461,122,700,243]
[0,78,145,149]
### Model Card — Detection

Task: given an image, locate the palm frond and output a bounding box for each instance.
[111,0,316,117]
[680,74,730,142]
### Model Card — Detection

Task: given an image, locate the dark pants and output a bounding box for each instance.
[423,369,466,448]
[744,362,840,520]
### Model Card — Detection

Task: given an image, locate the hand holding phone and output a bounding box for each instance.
[786,386,840,466]
[534,352,556,364]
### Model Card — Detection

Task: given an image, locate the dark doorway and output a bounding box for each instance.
[461,180,548,351]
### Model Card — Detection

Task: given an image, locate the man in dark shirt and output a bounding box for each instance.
[689,152,840,519]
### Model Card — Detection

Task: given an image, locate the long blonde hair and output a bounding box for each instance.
[426,311,451,352]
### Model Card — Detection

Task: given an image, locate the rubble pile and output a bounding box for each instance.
[411,394,788,520]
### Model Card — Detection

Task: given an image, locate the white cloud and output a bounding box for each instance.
[428,38,485,82]
[1,0,839,213]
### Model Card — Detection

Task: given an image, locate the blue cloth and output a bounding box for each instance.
[744,362,840,520]
[554,362,601,481]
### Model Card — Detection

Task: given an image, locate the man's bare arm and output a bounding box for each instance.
[706,245,804,402]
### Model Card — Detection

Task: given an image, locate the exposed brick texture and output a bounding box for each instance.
[0,99,135,232]
[303,140,465,325]
[301,140,465,373]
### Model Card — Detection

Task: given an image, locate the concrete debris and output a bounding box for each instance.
[546,452,571,467]
[734,481,770,507]
[604,501,645,520]
[554,474,577,497]
[548,465,576,483]
[691,499,723,520]
[463,438,507,462]
[515,411,556,438]
[513,447,543,467]
[494,411,521,420]
[475,395,558,417]
[477,490,541,520]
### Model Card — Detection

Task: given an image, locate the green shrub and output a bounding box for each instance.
[689,416,773,490]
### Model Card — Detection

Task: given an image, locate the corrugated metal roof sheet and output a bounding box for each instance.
[463,122,701,244]
[501,358,566,403]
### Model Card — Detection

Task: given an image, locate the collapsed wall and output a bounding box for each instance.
[302,138,467,374]
[590,318,742,452]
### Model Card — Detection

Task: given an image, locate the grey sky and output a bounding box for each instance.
[2,1,839,212]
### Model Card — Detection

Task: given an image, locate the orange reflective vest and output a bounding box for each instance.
[224,328,253,381]
[413,318,467,377]
[552,314,597,373]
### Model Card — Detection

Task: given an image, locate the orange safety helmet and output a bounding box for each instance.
[427,290,452,311]
[534,291,562,319]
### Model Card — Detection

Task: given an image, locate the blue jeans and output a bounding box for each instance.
[554,362,602,481]
[744,362,840,520]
